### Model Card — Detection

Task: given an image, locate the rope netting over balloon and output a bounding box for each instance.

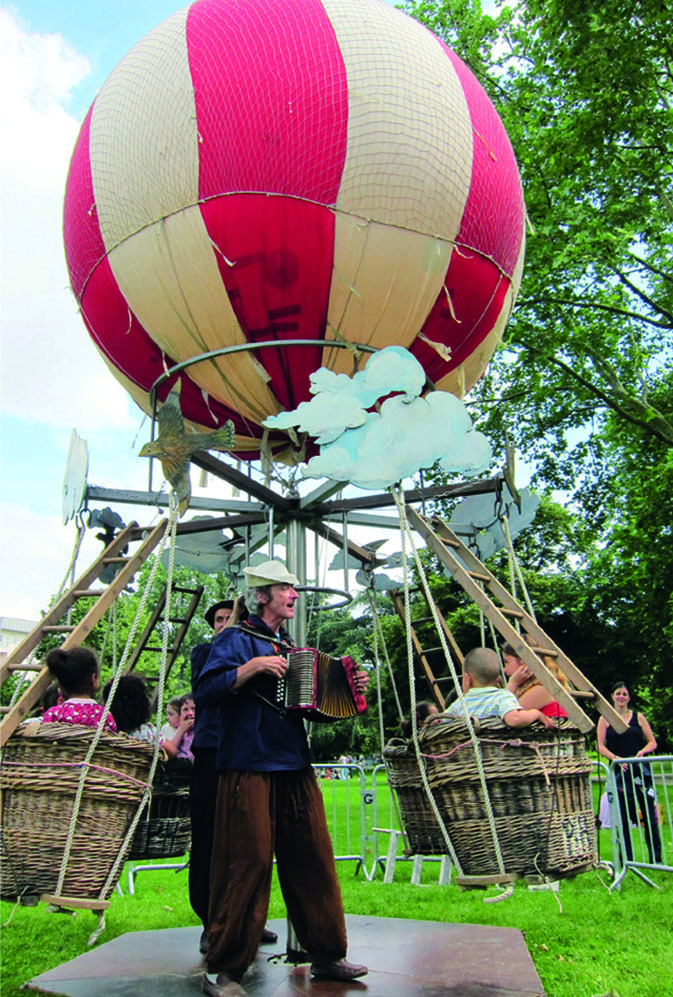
[63,0,525,464]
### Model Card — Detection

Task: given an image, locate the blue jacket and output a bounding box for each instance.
[194,615,310,772]
[190,642,219,749]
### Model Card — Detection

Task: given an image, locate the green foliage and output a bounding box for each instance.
[398,0,672,748]
[403,0,673,469]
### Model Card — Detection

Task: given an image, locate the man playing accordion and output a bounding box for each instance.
[195,559,369,997]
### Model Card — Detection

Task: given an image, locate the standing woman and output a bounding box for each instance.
[597,682,662,865]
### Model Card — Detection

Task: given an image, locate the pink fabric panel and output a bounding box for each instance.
[441,43,524,277]
[201,195,335,411]
[186,0,348,201]
[63,106,103,301]
[187,0,348,408]
[410,42,524,383]
[411,250,510,383]
[79,256,259,438]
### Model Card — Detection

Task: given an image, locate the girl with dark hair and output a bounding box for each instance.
[597,682,662,865]
[103,675,193,759]
[104,674,153,737]
[400,700,438,738]
[42,646,117,732]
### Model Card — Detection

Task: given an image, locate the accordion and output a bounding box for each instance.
[276,648,367,722]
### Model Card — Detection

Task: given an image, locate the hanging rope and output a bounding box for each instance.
[88,496,180,943]
[368,593,405,726]
[368,593,387,761]
[48,503,179,939]
[53,516,86,624]
[501,515,537,623]
[391,487,511,883]
[390,486,463,875]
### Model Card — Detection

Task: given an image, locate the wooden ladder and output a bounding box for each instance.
[389,589,464,711]
[124,582,204,708]
[405,506,626,734]
[0,520,168,747]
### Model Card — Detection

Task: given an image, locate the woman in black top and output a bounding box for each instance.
[597,682,661,865]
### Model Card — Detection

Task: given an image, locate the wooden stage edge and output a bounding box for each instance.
[27,913,545,996]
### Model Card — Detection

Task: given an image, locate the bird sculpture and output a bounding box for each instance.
[139,382,235,516]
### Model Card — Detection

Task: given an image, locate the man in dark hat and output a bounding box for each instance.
[189,597,277,956]
[195,561,368,997]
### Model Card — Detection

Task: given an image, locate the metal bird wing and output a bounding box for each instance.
[157,383,185,439]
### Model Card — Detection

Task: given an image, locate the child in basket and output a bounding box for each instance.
[42,647,117,732]
[104,675,193,759]
[161,696,183,740]
[446,648,555,729]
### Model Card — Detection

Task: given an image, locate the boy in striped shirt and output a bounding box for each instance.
[447,648,554,729]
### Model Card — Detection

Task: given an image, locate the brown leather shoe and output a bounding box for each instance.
[260,927,278,944]
[310,959,368,981]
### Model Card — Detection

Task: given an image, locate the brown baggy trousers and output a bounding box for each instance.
[206,767,348,981]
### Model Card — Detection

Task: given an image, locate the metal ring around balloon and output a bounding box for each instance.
[295,585,353,611]
[147,338,437,412]
[149,339,375,408]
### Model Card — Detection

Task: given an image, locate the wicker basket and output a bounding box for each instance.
[128,760,192,859]
[384,716,596,879]
[1,722,154,903]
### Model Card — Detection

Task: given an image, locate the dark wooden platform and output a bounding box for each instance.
[27,914,544,996]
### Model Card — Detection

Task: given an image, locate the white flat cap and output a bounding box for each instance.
[243,559,300,588]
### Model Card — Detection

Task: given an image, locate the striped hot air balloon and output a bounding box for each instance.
[63,0,525,461]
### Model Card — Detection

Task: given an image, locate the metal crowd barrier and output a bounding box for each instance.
[125,761,454,893]
[603,754,673,891]
[313,762,452,883]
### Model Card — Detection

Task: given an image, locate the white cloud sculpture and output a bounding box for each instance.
[263,346,492,490]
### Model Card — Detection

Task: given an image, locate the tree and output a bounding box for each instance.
[404,0,673,480]
[401,0,673,745]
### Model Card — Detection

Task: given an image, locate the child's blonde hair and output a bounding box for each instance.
[502,638,570,694]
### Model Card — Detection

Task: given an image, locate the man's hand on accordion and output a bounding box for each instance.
[353,668,370,694]
[234,655,288,689]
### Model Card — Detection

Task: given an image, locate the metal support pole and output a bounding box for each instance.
[286,518,307,647]
[268,505,275,560]
[283,516,308,960]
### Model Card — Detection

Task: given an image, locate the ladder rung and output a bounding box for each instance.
[73,589,106,598]
[141,647,166,653]
[528,645,558,658]
[7,663,43,672]
[468,571,490,582]
[168,617,187,624]
[571,690,596,699]
[422,647,445,655]
[103,556,129,564]
[432,676,454,685]
[440,538,460,549]
[412,616,434,625]
[173,586,199,594]
[41,625,76,633]
[500,608,524,619]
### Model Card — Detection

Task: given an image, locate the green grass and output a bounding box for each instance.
[2,772,671,996]
[2,856,671,996]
